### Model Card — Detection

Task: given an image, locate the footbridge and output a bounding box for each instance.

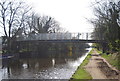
[1,32,107,58]
[16,32,105,43]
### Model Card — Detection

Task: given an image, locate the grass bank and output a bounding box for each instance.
[70,49,94,80]
[96,49,120,70]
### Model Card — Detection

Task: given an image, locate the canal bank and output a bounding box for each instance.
[71,48,120,80]
[70,48,93,79]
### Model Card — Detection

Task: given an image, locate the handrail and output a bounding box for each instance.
[16,33,92,41]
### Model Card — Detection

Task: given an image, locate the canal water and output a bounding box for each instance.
[0,47,92,80]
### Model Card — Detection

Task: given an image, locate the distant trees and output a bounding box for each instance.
[0,0,32,53]
[0,0,31,39]
[26,14,61,35]
[0,0,64,37]
[91,0,120,52]
[0,0,64,53]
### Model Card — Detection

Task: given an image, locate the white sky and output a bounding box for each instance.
[24,0,95,33]
[0,0,96,36]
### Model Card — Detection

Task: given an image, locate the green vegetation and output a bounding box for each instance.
[91,1,120,53]
[19,49,28,53]
[0,51,2,54]
[70,49,94,80]
[101,52,120,70]
[96,49,120,70]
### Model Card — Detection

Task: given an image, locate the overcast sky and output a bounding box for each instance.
[0,0,97,36]
[24,0,96,33]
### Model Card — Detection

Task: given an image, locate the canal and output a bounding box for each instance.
[0,43,92,80]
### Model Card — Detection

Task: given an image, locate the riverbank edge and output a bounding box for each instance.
[96,49,120,71]
[70,49,94,80]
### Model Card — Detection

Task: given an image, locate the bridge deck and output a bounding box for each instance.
[17,39,105,43]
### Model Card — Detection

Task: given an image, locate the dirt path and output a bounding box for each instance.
[84,49,119,80]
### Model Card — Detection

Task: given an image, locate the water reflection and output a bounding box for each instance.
[52,58,55,67]
[1,43,91,79]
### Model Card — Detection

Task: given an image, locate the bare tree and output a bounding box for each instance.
[90,0,120,51]
[0,0,31,38]
[0,0,31,53]
[26,14,61,34]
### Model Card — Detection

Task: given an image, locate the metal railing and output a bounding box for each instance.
[17,33,92,41]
